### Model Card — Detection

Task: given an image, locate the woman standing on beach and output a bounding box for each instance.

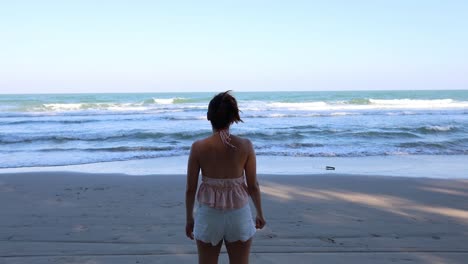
[185,91,266,264]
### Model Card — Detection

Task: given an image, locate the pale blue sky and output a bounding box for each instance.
[1,0,467,94]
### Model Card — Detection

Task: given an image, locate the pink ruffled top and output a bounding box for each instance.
[197,176,249,210]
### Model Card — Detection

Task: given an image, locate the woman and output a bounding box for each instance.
[185,91,266,264]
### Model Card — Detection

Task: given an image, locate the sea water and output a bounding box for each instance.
[0,90,467,171]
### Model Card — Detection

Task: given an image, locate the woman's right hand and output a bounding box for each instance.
[255,215,266,229]
[185,219,194,240]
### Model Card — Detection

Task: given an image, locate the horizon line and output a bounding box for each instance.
[1,88,467,96]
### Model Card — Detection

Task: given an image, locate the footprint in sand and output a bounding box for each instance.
[319,236,336,244]
[160,202,183,208]
[72,224,89,232]
[0,183,15,192]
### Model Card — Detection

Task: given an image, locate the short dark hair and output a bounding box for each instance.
[207,91,243,129]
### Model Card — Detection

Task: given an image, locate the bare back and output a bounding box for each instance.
[194,134,252,179]
[185,92,265,261]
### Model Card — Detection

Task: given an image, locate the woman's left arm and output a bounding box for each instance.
[185,141,200,240]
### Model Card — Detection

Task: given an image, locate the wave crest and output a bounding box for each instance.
[149,97,190,105]
[421,125,456,132]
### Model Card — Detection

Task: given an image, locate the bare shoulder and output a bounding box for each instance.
[191,137,212,151]
[190,139,204,152]
[191,139,201,148]
[232,135,254,151]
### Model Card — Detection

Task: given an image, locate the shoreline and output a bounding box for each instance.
[1,172,467,263]
[1,155,467,179]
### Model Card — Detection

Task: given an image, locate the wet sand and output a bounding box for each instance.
[1,172,467,263]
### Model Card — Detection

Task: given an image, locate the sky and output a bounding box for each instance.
[1,0,467,94]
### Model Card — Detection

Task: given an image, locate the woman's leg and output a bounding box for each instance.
[225,239,252,264]
[196,240,223,264]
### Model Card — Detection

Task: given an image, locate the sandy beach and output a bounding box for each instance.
[1,172,467,264]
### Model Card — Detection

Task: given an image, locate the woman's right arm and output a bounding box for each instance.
[244,140,266,229]
[185,141,200,239]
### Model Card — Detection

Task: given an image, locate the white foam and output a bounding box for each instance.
[152,97,188,104]
[265,99,468,111]
[30,98,468,114]
[424,125,456,132]
[330,112,355,116]
[42,103,84,111]
[368,99,465,108]
[268,101,329,110]
[38,102,182,112]
[106,103,148,111]
[153,98,176,104]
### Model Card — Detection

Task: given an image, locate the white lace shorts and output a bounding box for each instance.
[193,203,256,245]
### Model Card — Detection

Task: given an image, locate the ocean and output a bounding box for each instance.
[0,90,467,170]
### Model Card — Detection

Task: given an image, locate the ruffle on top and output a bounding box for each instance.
[197,176,249,210]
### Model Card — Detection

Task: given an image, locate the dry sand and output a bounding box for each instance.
[1,172,467,263]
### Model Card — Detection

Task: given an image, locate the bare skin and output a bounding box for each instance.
[185,128,266,264]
